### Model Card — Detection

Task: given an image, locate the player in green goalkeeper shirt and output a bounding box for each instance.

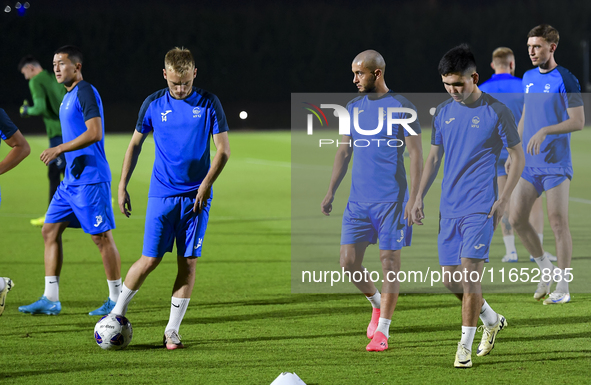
[18,55,67,226]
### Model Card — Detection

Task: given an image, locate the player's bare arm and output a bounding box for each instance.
[527,106,585,155]
[404,133,424,225]
[321,135,353,216]
[411,144,443,225]
[40,116,103,165]
[505,106,526,174]
[194,131,230,213]
[118,130,149,217]
[489,143,524,230]
[0,130,30,175]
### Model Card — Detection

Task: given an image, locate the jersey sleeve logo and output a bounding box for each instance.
[161,110,172,122]
[445,118,455,124]
[525,83,534,93]
[471,116,480,127]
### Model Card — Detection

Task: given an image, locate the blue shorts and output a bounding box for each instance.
[496,156,508,177]
[341,201,412,250]
[45,182,116,234]
[142,196,211,258]
[49,136,66,171]
[438,213,493,265]
[521,166,572,196]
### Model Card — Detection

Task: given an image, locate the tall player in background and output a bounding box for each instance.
[480,47,556,264]
[412,45,525,368]
[507,25,584,304]
[321,50,423,352]
[0,108,31,316]
[18,55,66,227]
[110,47,230,350]
[19,46,122,316]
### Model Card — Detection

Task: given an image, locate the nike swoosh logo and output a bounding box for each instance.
[459,360,470,364]
[172,303,180,308]
[115,285,120,288]
[0,298,4,307]
[49,281,57,284]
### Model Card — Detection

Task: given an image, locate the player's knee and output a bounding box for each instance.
[508,212,526,231]
[548,213,569,235]
[138,256,161,273]
[339,254,358,272]
[379,253,399,271]
[41,224,58,242]
[91,232,114,250]
[442,279,457,292]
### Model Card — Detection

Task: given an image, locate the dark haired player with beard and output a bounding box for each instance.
[321,50,423,352]
[412,45,525,368]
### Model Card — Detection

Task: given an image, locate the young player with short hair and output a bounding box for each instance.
[507,24,585,304]
[412,44,525,368]
[111,47,231,349]
[321,50,423,352]
[19,46,122,316]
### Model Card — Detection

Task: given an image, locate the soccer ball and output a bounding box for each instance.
[94,314,133,350]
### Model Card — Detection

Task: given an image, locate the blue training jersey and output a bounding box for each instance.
[480,73,523,161]
[0,108,19,205]
[136,87,229,198]
[59,80,111,185]
[0,108,18,141]
[522,66,583,169]
[347,92,421,203]
[432,93,521,218]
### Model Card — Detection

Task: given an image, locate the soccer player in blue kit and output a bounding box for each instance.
[411,45,525,368]
[507,25,585,305]
[0,108,31,316]
[480,47,556,264]
[110,47,231,349]
[19,46,122,316]
[321,50,423,352]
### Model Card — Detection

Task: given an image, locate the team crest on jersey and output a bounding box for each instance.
[471,116,480,128]
[161,110,172,122]
[193,107,202,118]
[544,83,551,93]
[525,83,534,93]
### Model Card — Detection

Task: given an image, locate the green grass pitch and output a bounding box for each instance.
[0,130,590,384]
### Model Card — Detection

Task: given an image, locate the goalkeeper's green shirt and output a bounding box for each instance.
[27,70,66,138]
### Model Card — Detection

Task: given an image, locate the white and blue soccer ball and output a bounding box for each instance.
[94,314,133,350]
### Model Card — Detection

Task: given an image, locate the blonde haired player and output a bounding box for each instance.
[111,47,231,349]
[480,47,556,264]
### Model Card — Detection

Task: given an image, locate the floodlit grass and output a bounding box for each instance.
[0,130,589,384]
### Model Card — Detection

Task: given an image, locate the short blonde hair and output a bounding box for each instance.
[164,47,195,76]
[492,47,514,68]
